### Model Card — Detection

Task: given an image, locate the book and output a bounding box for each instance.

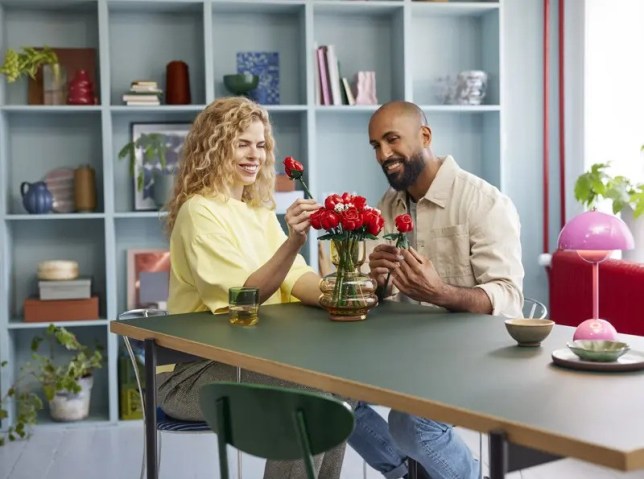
[342,77,356,106]
[325,45,343,106]
[316,47,331,105]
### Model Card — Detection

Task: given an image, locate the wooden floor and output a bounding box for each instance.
[2,422,643,479]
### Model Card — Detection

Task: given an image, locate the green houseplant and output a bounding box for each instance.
[118,133,169,193]
[19,325,102,427]
[574,162,644,218]
[0,46,59,83]
[0,361,42,446]
[0,324,102,444]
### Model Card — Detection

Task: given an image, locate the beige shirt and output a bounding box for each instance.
[374,155,524,317]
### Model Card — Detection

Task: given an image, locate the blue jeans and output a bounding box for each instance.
[390,410,480,479]
[349,403,480,479]
[349,402,408,479]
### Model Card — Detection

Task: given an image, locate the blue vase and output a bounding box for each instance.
[21,181,53,214]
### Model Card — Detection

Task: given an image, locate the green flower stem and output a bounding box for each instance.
[381,234,407,298]
[298,179,313,200]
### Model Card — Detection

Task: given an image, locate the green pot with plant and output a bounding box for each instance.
[22,324,103,422]
[118,132,177,209]
[574,161,644,261]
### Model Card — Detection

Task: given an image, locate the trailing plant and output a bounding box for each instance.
[0,46,59,83]
[118,133,169,192]
[0,361,42,447]
[574,162,644,219]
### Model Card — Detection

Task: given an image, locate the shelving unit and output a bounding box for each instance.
[0,0,502,430]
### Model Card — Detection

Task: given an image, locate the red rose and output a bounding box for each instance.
[319,210,341,230]
[341,192,354,204]
[310,207,325,230]
[363,210,384,236]
[341,207,363,231]
[283,156,304,180]
[352,195,367,211]
[324,193,343,211]
[395,213,414,233]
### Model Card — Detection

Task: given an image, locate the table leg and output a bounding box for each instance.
[489,430,508,479]
[145,339,158,479]
[408,458,418,479]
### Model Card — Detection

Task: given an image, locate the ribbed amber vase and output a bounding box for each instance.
[319,239,378,321]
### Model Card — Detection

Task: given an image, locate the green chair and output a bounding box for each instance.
[199,382,355,479]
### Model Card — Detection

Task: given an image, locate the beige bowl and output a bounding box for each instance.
[504,318,554,347]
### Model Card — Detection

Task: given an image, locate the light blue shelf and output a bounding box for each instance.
[8,319,109,330]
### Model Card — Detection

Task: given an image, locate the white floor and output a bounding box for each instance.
[2,422,643,479]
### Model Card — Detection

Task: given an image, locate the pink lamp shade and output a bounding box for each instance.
[557,210,634,341]
[557,210,634,251]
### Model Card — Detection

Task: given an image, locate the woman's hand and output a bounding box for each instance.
[284,198,321,247]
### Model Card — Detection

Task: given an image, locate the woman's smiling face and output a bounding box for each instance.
[231,120,266,197]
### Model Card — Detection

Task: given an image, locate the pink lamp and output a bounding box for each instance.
[557,210,634,340]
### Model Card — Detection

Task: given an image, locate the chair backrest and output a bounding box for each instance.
[199,382,354,479]
[523,297,548,319]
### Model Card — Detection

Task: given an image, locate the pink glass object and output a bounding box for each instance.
[573,318,618,341]
[557,210,634,330]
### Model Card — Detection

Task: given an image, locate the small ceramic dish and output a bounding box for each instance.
[504,318,554,347]
[567,340,630,362]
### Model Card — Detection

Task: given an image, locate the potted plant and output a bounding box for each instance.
[21,324,103,422]
[118,133,176,208]
[0,46,59,83]
[574,161,644,261]
[0,361,42,446]
[574,162,644,217]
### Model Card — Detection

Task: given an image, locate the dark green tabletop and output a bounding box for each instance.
[111,301,644,471]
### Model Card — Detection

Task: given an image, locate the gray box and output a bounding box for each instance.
[39,278,92,301]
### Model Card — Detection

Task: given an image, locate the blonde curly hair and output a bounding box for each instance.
[165,97,276,234]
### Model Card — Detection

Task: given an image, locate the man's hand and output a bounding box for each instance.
[368,244,403,290]
[390,247,446,303]
[284,198,320,247]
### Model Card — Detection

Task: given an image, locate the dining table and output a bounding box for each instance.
[110,301,644,479]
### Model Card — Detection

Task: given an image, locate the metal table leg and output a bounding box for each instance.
[145,339,158,479]
[489,430,508,479]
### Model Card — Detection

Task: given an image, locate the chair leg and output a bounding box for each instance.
[294,410,317,479]
[216,397,231,479]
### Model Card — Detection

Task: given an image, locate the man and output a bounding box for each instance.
[349,101,524,479]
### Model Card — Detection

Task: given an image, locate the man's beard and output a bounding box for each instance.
[382,152,425,191]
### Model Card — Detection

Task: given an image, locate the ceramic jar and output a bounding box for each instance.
[21,181,53,214]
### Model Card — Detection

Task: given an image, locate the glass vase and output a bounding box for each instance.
[43,63,67,106]
[319,239,378,321]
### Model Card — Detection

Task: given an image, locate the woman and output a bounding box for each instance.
[159,96,344,478]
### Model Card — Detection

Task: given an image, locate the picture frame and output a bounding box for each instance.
[126,249,171,310]
[130,122,190,210]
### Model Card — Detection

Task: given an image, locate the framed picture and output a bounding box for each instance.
[130,123,190,210]
[126,249,171,310]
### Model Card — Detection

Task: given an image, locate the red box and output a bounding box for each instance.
[23,296,100,322]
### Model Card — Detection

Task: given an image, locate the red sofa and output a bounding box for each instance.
[548,250,644,336]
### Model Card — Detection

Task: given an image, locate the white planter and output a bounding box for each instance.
[622,206,644,263]
[48,375,93,422]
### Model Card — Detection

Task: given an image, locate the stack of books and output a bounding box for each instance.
[122,80,162,106]
[314,44,356,106]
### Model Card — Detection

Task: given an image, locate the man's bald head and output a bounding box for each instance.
[370,101,428,130]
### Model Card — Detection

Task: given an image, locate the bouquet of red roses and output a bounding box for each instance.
[310,192,384,320]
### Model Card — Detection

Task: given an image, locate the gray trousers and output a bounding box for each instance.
[157,360,347,479]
